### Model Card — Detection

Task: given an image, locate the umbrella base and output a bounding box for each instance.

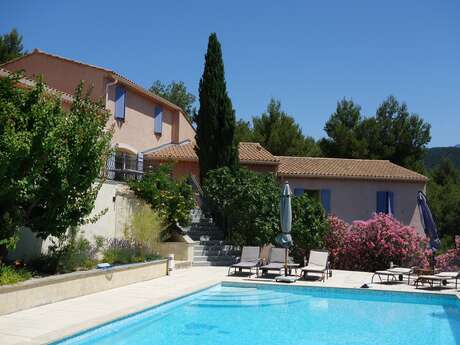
[275,275,298,283]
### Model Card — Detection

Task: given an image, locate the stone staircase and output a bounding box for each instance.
[188,209,239,266]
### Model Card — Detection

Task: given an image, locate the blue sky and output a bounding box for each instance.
[1,0,459,147]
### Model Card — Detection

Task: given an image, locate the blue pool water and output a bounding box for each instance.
[54,283,460,345]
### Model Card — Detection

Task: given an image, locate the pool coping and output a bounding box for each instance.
[43,277,460,344]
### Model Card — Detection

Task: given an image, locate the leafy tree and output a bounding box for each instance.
[234,119,254,143]
[149,80,196,119]
[361,96,431,171]
[321,96,431,171]
[203,167,279,245]
[252,98,321,156]
[291,193,329,262]
[0,28,25,64]
[319,98,367,158]
[0,73,112,257]
[427,159,460,240]
[128,164,194,238]
[195,33,238,181]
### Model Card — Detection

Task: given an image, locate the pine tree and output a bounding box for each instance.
[195,33,238,181]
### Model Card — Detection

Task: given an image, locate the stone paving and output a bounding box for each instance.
[0,266,458,344]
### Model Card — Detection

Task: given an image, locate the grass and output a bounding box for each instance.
[0,265,32,286]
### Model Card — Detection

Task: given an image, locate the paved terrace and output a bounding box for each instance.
[1,267,459,344]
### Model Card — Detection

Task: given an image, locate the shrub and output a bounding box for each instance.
[291,194,330,262]
[124,204,165,257]
[325,213,429,272]
[0,265,31,286]
[29,228,101,274]
[102,238,141,265]
[436,236,460,271]
[203,167,279,246]
[128,164,194,237]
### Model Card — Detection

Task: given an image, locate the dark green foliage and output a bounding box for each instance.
[427,159,460,240]
[128,164,194,236]
[203,167,279,246]
[0,74,112,255]
[425,147,460,170]
[321,96,431,171]
[252,99,321,156]
[195,33,238,181]
[203,167,329,254]
[320,99,367,158]
[234,119,254,143]
[149,80,196,120]
[291,194,330,261]
[0,28,25,64]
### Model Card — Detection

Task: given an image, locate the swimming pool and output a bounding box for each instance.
[54,282,460,345]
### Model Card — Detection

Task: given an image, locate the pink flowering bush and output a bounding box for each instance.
[436,236,460,271]
[325,213,429,272]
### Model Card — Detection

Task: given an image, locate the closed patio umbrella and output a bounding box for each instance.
[417,191,440,272]
[276,182,293,276]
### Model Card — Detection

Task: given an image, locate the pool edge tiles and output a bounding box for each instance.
[50,281,460,344]
[222,281,460,306]
[49,282,222,345]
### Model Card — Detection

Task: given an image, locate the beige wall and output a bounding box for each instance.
[280,176,425,232]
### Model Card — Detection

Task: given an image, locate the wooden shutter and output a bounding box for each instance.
[115,86,126,119]
[154,106,163,134]
[321,189,332,214]
[376,191,388,213]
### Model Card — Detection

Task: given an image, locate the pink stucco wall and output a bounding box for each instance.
[280,176,425,233]
[2,51,196,153]
[2,52,107,100]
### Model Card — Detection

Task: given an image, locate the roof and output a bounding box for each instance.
[276,156,428,182]
[0,50,191,123]
[145,141,279,164]
[0,68,74,103]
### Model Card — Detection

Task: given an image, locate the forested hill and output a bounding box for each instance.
[425,146,460,170]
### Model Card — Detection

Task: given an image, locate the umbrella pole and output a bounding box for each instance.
[285,248,288,276]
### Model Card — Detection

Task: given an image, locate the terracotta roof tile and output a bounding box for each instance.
[145,141,279,164]
[277,156,427,182]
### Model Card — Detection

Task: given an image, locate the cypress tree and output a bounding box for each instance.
[195,33,238,182]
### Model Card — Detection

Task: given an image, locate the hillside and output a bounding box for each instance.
[425,146,460,170]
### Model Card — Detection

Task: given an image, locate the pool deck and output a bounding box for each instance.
[1,266,459,344]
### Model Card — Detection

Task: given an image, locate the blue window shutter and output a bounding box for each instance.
[294,188,304,197]
[388,191,394,216]
[154,106,163,134]
[321,189,331,214]
[376,191,387,213]
[115,86,126,119]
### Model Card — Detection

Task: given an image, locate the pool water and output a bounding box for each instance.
[54,283,460,345]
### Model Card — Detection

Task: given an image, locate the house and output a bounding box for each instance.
[1,50,427,236]
[145,141,427,231]
[1,49,195,178]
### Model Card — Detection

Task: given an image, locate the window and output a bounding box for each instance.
[115,86,126,120]
[154,106,163,134]
[376,191,394,215]
[293,188,332,214]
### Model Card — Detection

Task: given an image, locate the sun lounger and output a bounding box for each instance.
[415,272,460,289]
[258,247,286,276]
[228,246,260,276]
[300,250,329,281]
[371,266,415,284]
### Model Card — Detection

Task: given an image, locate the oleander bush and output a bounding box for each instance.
[436,236,460,271]
[325,213,429,272]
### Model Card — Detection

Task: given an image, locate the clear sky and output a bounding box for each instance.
[1,0,459,147]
